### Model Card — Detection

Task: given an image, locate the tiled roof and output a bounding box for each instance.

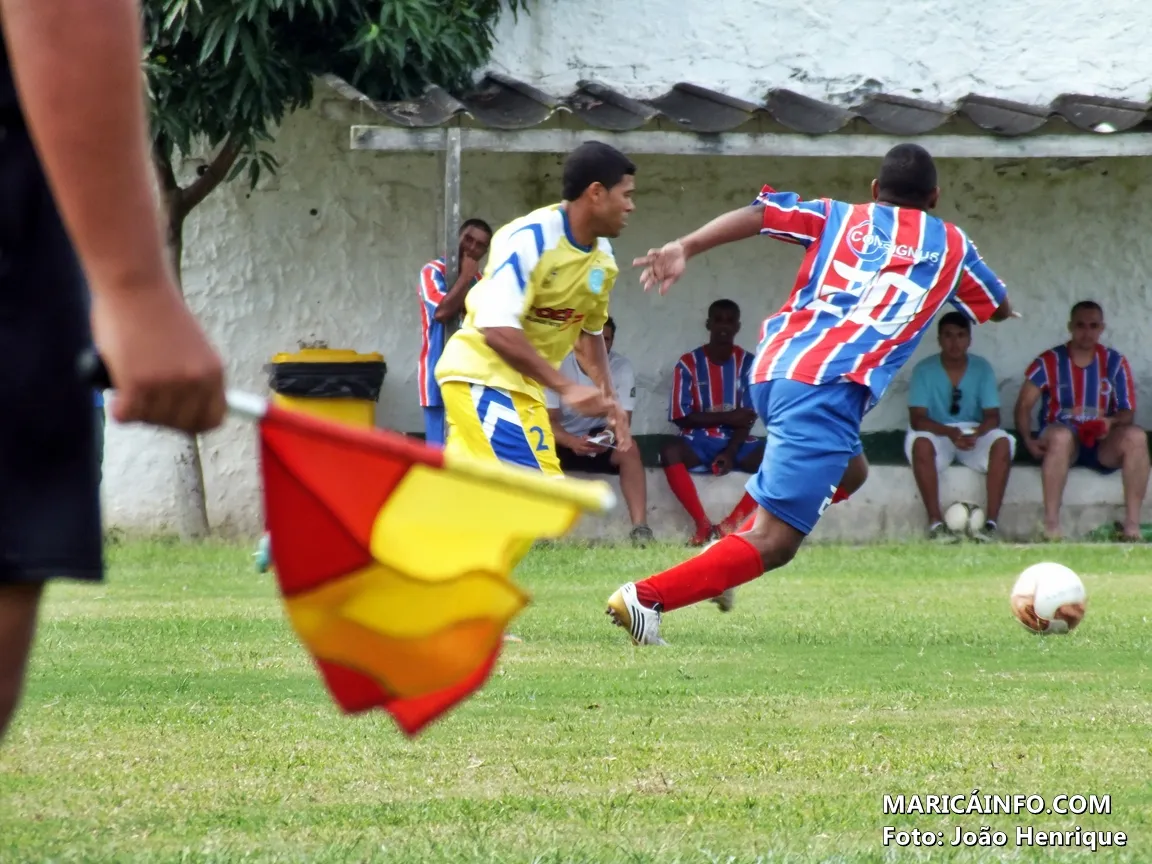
[332,73,1152,137]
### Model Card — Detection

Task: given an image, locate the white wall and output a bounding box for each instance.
[487,0,1152,106]
[101,0,1152,537]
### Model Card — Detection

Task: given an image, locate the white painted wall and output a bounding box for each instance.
[487,0,1152,106]
[101,0,1152,537]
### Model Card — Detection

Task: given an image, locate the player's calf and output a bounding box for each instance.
[0,584,44,742]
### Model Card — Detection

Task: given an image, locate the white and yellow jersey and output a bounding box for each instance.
[434,203,617,402]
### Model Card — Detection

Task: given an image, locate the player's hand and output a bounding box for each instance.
[92,279,226,435]
[1024,437,1047,460]
[459,255,481,283]
[557,381,613,419]
[955,434,977,451]
[729,408,757,428]
[712,449,735,476]
[566,435,604,457]
[633,240,686,295]
[610,404,633,454]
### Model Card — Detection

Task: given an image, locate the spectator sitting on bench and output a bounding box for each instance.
[905,311,1014,543]
[661,299,766,546]
[1014,300,1148,541]
[545,317,653,546]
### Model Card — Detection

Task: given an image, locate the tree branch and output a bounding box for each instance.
[153,141,179,195]
[175,135,244,220]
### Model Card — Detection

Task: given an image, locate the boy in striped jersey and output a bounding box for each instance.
[662,299,766,545]
[1014,301,1147,541]
[607,143,1017,646]
[416,219,493,446]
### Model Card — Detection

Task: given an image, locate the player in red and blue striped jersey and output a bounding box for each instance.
[417,219,492,446]
[607,143,1018,646]
[1014,301,1148,540]
[662,300,766,545]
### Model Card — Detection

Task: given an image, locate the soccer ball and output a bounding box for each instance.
[1010,563,1087,634]
[944,501,985,535]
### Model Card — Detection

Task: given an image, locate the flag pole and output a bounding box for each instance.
[82,351,617,515]
[225,390,268,421]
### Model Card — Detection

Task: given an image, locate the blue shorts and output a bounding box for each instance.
[423,406,446,447]
[745,379,869,535]
[1075,444,1118,475]
[686,435,763,474]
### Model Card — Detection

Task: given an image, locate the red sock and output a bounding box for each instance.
[634,535,765,612]
[663,463,709,529]
[721,493,757,532]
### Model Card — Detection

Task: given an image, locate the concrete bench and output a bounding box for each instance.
[565,463,1143,544]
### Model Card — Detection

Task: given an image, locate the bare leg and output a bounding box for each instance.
[611,443,649,528]
[984,438,1012,524]
[0,583,45,742]
[839,453,869,497]
[1040,425,1077,539]
[1097,425,1149,538]
[911,438,944,525]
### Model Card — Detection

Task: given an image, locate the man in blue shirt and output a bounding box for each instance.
[905,312,1014,542]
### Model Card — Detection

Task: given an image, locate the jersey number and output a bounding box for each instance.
[528,426,549,452]
[479,399,550,452]
[827,262,930,336]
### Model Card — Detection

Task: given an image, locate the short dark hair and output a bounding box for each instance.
[877,143,938,207]
[1070,300,1103,319]
[460,218,492,236]
[604,315,616,333]
[562,141,636,200]
[708,298,740,319]
[938,311,971,333]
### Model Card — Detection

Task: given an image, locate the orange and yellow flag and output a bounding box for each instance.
[258,405,614,736]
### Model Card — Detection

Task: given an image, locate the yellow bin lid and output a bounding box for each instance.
[271,348,385,364]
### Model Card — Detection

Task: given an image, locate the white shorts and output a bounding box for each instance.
[904,425,1016,474]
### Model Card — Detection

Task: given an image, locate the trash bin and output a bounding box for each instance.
[266,348,387,429]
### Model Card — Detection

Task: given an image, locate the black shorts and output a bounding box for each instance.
[0,114,103,584]
[556,429,619,475]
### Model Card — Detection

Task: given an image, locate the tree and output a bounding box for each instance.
[141,0,529,536]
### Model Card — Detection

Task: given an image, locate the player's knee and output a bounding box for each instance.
[742,521,803,571]
[989,436,1012,463]
[910,437,937,465]
[1044,425,1076,454]
[1120,425,1147,453]
[659,440,687,466]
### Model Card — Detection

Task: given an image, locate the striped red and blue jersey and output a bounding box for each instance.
[748,186,1009,411]
[418,258,477,407]
[669,346,754,440]
[1026,344,1135,432]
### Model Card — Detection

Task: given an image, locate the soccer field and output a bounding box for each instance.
[2,539,1150,863]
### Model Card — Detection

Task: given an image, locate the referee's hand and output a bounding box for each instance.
[91,280,226,435]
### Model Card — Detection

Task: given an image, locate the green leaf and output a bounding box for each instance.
[197,16,228,64]
[143,0,535,215]
[237,26,263,81]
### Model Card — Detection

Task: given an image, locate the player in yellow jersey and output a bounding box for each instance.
[435,142,637,474]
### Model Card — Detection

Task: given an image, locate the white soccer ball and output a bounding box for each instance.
[944,501,984,535]
[944,501,970,533]
[1010,562,1087,635]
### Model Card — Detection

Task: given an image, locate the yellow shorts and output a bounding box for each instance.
[440,381,562,476]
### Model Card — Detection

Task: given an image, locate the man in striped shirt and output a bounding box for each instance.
[1014,301,1147,541]
[607,143,1017,646]
[662,299,765,545]
[417,218,493,446]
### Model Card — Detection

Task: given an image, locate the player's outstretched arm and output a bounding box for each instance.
[634,206,763,294]
[2,0,226,434]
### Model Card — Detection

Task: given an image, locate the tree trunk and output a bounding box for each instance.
[150,138,243,540]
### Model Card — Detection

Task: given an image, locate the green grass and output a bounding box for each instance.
[2,539,1151,863]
